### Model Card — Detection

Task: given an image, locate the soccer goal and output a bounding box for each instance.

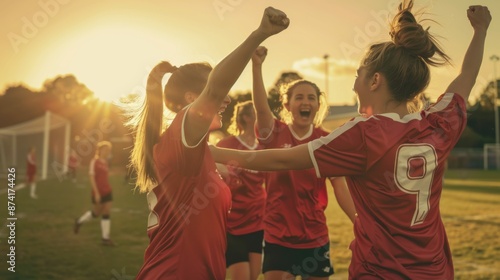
[483,143,500,170]
[0,111,71,180]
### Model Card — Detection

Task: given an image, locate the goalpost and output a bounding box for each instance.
[0,111,71,180]
[483,143,500,170]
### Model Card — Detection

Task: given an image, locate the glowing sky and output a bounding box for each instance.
[1,0,499,104]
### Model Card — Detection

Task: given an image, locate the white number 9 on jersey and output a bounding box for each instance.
[395,144,437,226]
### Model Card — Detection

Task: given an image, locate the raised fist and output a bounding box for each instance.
[252,46,268,65]
[467,5,491,33]
[257,7,289,38]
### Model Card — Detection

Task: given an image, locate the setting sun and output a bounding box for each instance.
[25,22,190,102]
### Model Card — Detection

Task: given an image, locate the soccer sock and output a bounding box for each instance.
[101,215,110,240]
[77,211,94,224]
[30,183,37,196]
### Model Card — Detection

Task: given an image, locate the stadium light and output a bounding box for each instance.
[490,54,500,170]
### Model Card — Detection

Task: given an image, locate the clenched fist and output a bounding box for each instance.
[256,7,290,38]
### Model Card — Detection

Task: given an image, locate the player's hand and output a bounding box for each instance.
[467,5,491,33]
[256,7,289,38]
[252,46,268,65]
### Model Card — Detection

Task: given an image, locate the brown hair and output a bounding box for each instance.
[361,0,450,112]
[227,100,254,136]
[128,61,212,192]
[279,79,328,127]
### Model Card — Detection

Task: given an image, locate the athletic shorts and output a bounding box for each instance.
[91,193,113,204]
[226,230,264,267]
[262,241,334,278]
[27,173,35,183]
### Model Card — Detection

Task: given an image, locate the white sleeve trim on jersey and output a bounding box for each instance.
[307,141,322,178]
[424,92,455,116]
[307,115,369,178]
[181,105,208,149]
[256,119,276,141]
[89,158,96,176]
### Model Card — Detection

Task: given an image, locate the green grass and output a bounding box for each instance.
[0,169,499,279]
[0,169,149,280]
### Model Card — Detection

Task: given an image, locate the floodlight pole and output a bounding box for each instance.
[324,54,329,105]
[491,55,500,170]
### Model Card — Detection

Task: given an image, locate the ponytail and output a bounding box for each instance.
[129,61,176,192]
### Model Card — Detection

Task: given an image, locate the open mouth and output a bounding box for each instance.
[218,107,226,116]
[299,109,311,118]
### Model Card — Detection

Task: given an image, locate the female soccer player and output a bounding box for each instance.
[127,7,289,280]
[252,46,356,280]
[211,2,491,279]
[26,146,37,199]
[74,141,114,246]
[216,100,266,280]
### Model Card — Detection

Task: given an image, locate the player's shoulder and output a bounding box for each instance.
[426,92,466,114]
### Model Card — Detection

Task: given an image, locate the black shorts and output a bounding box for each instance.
[226,230,264,267]
[91,193,113,204]
[262,241,334,278]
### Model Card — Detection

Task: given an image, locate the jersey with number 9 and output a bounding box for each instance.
[308,92,465,279]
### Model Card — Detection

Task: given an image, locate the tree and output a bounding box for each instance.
[467,79,499,139]
[42,74,94,106]
[268,72,303,119]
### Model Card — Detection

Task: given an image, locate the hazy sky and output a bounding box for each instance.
[1,0,499,105]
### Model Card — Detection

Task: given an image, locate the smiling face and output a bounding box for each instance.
[209,95,231,131]
[285,83,320,127]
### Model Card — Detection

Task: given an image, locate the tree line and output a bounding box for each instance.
[0,73,498,149]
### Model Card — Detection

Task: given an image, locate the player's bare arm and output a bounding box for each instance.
[185,7,289,146]
[252,46,275,139]
[445,5,491,101]
[210,144,312,171]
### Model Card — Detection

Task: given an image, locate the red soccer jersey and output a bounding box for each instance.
[308,93,464,279]
[258,119,330,248]
[26,153,36,182]
[89,158,111,196]
[137,107,232,280]
[216,135,265,235]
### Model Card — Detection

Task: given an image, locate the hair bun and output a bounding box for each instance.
[389,0,449,66]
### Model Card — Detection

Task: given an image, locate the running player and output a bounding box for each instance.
[74,141,115,246]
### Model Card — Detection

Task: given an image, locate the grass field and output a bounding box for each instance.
[0,168,499,280]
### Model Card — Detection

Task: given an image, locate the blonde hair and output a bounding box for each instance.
[127,61,212,192]
[362,0,450,112]
[95,141,112,157]
[227,100,254,136]
[279,80,328,127]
